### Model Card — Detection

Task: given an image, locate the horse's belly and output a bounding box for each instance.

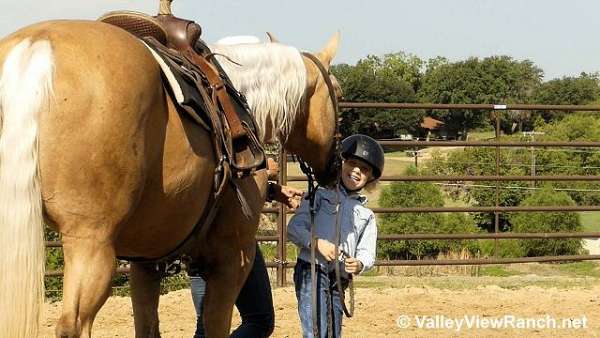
[113,86,219,258]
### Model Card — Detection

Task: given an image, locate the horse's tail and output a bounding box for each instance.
[0,38,53,338]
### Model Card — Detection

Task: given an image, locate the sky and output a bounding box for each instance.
[2,0,600,80]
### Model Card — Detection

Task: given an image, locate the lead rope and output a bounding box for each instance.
[297,157,320,338]
[298,51,354,338]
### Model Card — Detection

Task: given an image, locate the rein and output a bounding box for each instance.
[298,52,354,338]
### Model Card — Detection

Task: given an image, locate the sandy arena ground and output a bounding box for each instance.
[42,278,600,338]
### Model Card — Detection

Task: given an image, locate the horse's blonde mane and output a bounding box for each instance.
[209,41,307,144]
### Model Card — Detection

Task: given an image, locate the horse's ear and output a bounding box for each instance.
[316,31,340,68]
[266,32,279,43]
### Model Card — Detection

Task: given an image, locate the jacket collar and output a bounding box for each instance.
[322,184,368,205]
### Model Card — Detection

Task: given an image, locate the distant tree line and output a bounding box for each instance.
[332,53,600,139]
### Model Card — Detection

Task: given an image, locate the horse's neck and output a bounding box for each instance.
[209,43,307,144]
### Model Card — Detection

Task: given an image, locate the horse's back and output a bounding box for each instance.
[0,19,216,257]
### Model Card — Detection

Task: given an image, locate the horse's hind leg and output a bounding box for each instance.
[201,172,267,337]
[130,262,162,338]
[55,236,116,338]
[203,243,257,338]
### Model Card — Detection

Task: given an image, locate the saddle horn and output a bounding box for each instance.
[159,0,173,15]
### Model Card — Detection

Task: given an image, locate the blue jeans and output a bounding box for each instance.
[189,245,274,338]
[293,259,348,338]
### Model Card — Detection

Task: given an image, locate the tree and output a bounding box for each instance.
[331,53,424,139]
[418,56,543,136]
[425,143,530,232]
[539,113,600,204]
[377,167,480,259]
[532,73,600,122]
[510,186,583,256]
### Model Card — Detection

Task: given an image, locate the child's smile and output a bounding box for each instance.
[341,157,372,191]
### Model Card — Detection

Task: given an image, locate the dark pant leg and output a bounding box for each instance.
[230,244,275,338]
[189,276,207,338]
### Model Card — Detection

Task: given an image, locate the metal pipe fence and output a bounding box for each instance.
[45,102,600,287]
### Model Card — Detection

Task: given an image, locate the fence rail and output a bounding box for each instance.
[45,102,600,287]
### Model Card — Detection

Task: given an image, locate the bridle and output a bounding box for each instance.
[298,51,354,338]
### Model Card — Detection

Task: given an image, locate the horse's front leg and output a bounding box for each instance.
[130,262,163,338]
[203,243,256,338]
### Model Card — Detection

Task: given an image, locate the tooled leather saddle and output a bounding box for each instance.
[98,10,265,176]
[98,8,265,262]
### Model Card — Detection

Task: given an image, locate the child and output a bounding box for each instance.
[287,134,384,338]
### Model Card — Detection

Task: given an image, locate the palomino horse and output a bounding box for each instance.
[0,19,340,338]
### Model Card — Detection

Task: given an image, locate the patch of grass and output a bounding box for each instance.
[384,150,410,158]
[557,261,600,278]
[580,212,600,232]
[443,197,469,208]
[259,243,299,263]
[381,158,412,176]
[360,268,380,277]
[468,130,496,141]
[479,266,523,277]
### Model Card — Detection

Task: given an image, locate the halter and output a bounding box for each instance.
[298,52,353,338]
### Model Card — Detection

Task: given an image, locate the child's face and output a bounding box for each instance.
[341,157,372,191]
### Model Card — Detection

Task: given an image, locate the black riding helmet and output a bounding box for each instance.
[341,134,385,180]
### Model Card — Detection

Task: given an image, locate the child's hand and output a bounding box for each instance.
[344,257,363,274]
[316,239,337,261]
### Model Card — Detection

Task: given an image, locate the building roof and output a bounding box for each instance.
[420,116,445,130]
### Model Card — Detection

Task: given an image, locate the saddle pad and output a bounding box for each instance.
[141,40,212,131]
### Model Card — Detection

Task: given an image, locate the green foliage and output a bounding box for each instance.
[45,227,64,300]
[418,56,542,135]
[533,73,600,122]
[539,113,600,204]
[510,186,583,256]
[377,167,480,259]
[425,142,530,231]
[478,239,525,258]
[332,53,424,138]
[479,266,523,277]
[424,118,600,231]
[333,50,600,140]
[541,112,600,145]
[556,261,600,278]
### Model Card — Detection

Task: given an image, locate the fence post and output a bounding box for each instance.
[494,109,502,257]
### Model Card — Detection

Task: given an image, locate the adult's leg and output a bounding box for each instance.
[231,244,275,338]
[189,273,207,338]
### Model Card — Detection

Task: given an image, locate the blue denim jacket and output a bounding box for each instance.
[287,185,377,274]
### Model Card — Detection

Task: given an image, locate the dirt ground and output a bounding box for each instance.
[42,277,600,338]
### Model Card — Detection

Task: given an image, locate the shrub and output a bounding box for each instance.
[510,186,583,256]
[377,167,480,259]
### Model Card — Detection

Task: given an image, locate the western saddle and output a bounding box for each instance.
[100,0,266,262]
[99,0,265,176]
